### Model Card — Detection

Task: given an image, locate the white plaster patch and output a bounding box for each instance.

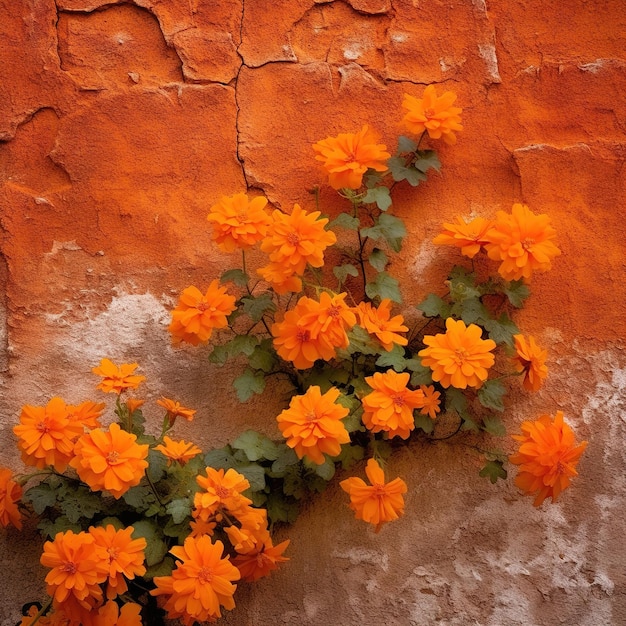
[45,240,83,256]
[390,31,408,44]
[409,239,437,279]
[478,42,502,83]
[332,547,389,571]
[343,43,362,61]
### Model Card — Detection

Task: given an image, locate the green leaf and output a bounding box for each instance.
[368,248,388,272]
[337,444,365,470]
[341,325,380,356]
[282,466,307,499]
[362,186,392,211]
[58,486,102,523]
[414,150,441,173]
[241,293,277,322]
[445,387,470,419]
[483,313,520,347]
[122,484,156,511]
[365,271,402,303]
[144,556,175,580]
[132,521,168,567]
[310,457,336,481]
[397,135,418,153]
[23,483,57,514]
[38,516,81,539]
[270,445,300,476]
[453,297,489,325]
[417,293,450,318]
[477,379,507,412]
[409,362,433,386]
[504,279,531,308]
[479,459,507,484]
[204,446,237,470]
[209,334,259,366]
[232,430,280,462]
[166,498,192,524]
[233,367,266,402]
[266,492,300,524]
[147,448,168,483]
[220,268,249,288]
[236,463,266,492]
[482,415,507,437]
[387,156,428,186]
[449,268,480,302]
[360,213,407,252]
[329,213,360,230]
[248,339,277,372]
[376,344,408,372]
[414,411,434,434]
[333,263,359,284]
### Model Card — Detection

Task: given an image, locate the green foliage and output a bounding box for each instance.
[365,271,402,303]
[477,379,507,412]
[362,186,392,211]
[233,367,266,402]
[221,268,250,287]
[368,248,388,272]
[360,213,407,252]
[417,293,451,318]
[232,430,280,462]
[479,459,508,484]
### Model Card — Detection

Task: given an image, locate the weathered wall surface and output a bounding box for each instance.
[1,0,625,624]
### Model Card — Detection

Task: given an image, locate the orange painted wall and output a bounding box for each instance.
[1,1,625,624]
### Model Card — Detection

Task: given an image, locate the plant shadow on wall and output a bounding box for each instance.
[2,85,588,626]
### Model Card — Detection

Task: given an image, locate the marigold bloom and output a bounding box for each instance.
[276,386,350,464]
[401,85,463,145]
[432,215,495,258]
[92,359,145,394]
[361,370,424,439]
[93,600,143,626]
[232,531,290,582]
[125,398,145,415]
[157,397,197,423]
[14,397,84,472]
[419,318,496,389]
[0,467,23,529]
[41,530,106,606]
[257,262,303,295]
[70,423,149,498]
[20,605,72,626]
[151,535,241,623]
[355,299,408,351]
[419,385,441,419]
[207,192,271,252]
[484,204,561,281]
[260,204,336,275]
[512,334,548,392]
[168,281,237,346]
[510,411,587,507]
[312,124,391,190]
[67,400,106,430]
[189,517,217,537]
[271,298,339,370]
[340,458,407,533]
[89,525,147,599]
[154,436,202,466]
[193,467,253,522]
[298,291,356,349]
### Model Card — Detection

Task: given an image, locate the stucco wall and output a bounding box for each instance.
[1,0,625,624]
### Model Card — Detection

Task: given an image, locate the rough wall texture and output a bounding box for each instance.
[1,0,625,624]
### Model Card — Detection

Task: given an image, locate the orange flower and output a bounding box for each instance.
[271,298,338,370]
[432,215,495,258]
[232,530,290,582]
[89,525,147,599]
[298,291,356,349]
[193,467,253,522]
[93,600,143,626]
[276,386,350,465]
[340,458,407,533]
[67,400,106,430]
[510,411,587,506]
[168,282,237,346]
[312,124,391,190]
[260,204,337,275]
[125,398,145,415]
[484,204,561,281]
[151,535,241,624]
[93,359,146,394]
[419,318,496,389]
[70,423,149,498]
[513,334,548,392]
[189,517,217,537]
[361,370,424,439]
[40,530,106,606]
[157,397,197,422]
[419,385,441,419]
[14,397,84,472]
[355,299,408,351]
[0,467,23,530]
[401,85,463,145]
[207,192,271,252]
[154,436,202,465]
[257,262,303,295]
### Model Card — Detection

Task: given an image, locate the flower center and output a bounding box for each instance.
[286,232,300,246]
[60,561,78,575]
[327,305,341,319]
[36,420,50,434]
[215,485,231,499]
[392,394,405,408]
[197,566,213,583]
[107,547,120,562]
[296,329,311,343]
[522,238,535,250]
[106,450,120,465]
[373,483,387,497]
[425,107,436,118]
[453,347,468,365]
[196,302,216,313]
[305,411,318,423]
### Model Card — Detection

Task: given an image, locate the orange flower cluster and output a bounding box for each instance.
[513,334,548,392]
[276,385,350,464]
[229,525,290,583]
[151,535,241,625]
[92,359,146,394]
[168,281,237,346]
[39,526,146,625]
[312,124,391,190]
[206,192,271,252]
[71,423,149,499]
[355,299,409,351]
[154,436,202,466]
[419,318,496,389]
[401,85,463,145]
[510,411,587,506]
[361,370,426,439]
[0,467,23,530]
[340,459,407,533]
[432,215,494,259]
[272,292,355,369]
